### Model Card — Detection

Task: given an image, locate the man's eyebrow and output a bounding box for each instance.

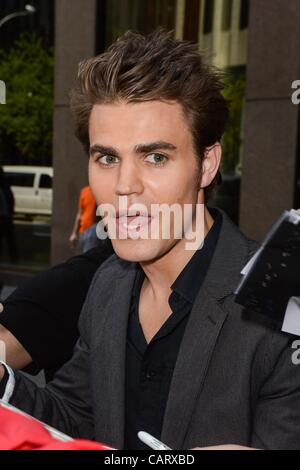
[89,141,177,157]
[134,141,177,153]
[89,144,119,157]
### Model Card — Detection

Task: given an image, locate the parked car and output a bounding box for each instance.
[3,166,53,216]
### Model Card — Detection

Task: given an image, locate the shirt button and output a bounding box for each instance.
[146,370,156,379]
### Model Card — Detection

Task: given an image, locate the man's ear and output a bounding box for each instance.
[199,143,222,189]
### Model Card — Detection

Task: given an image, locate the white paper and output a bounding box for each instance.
[240,247,263,276]
[282,297,300,336]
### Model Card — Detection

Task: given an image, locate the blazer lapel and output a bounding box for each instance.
[161,212,255,449]
[160,288,228,449]
[92,261,138,449]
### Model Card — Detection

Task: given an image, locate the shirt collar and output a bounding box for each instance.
[132,208,222,304]
[170,208,222,304]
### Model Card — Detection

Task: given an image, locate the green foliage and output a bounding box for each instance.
[0,33,54,162]
[221,73,246,175]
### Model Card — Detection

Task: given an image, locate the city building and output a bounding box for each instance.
[1,0,299,268]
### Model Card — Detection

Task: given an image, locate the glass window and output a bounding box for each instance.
[39,174,52,189]
[203,0,215,34]
[239,0,249,30]
[102,0,177,48]
[183,0,201,43]
[0,1,53,276]
[5,172,35,187]
[222,0,233,31]
[210,68,246,225]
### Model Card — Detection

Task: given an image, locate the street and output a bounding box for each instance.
[0,216,51,271]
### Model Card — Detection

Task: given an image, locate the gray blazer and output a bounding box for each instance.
[10,211,300,449]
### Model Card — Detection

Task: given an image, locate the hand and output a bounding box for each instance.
[0,324,32,369]
[0,306,5,380]
[69,233,78,249]
[191,444,258,450]
[0,365,5,381]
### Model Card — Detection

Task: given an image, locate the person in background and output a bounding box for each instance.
[69,186,97,253]
[0,240,114,382]
[0,167,17,264]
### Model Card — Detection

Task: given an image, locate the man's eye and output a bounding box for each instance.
[145,153,167,165]
[97,155,118,165]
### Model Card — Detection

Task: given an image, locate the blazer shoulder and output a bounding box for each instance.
[91,253,137,287]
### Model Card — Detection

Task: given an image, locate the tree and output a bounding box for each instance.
[221,73,246,175]
[0,33,54,163]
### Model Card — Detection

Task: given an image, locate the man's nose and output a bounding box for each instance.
[115,161,143,196]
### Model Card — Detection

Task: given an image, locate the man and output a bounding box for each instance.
[0,240,114,380]
[0,30,299,450]
[0,167,17,263]
[69,185,97,252]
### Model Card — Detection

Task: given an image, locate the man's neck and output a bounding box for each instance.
[139,207,214,301]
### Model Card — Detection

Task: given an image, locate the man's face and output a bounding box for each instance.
[89,100,203,262]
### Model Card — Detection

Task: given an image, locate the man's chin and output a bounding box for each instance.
[111,239,164,263]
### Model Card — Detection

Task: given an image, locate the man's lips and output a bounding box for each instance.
[117,215,152,230]
[115,210,150,218]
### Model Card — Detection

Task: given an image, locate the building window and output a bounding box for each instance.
[101,0,177,48]
[222,0,233,31]
[203,0,215,34]
[239,0,249,30]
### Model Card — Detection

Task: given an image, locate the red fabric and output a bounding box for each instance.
[0,406,114,450]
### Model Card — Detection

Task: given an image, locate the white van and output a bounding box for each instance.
[3,166,53,216]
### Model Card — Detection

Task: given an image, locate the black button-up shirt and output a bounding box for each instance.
[124,209,222,449]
